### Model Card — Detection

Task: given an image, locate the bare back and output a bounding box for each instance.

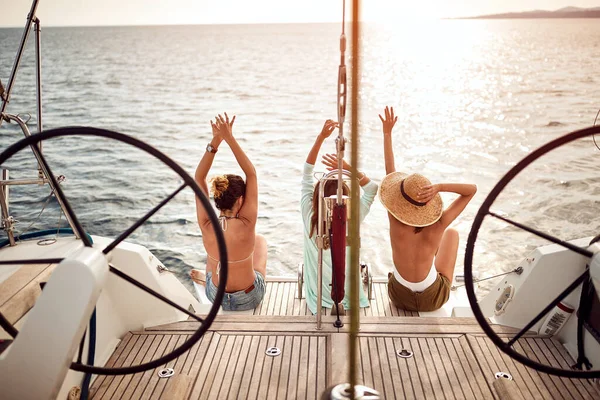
[388,214,445,282]
[200,216,256,292]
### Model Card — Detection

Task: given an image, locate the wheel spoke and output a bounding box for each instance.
[108,265,203,323]
[0,258,63,265]
[102,183,188,255]
[488,211,593,258]
[506,270,588,347]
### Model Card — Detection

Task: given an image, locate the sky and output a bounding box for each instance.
[0,0,599,27]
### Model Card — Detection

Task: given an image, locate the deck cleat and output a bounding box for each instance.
[324,383,380,399]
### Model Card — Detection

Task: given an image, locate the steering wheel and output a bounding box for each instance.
[464,125,600,379]
[0,126,227,375]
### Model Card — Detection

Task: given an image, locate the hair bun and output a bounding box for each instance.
[211,175,229,199]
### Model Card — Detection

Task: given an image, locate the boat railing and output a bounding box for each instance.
[0,0,80,245]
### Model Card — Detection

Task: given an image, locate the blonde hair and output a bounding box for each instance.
[211,175,229,199]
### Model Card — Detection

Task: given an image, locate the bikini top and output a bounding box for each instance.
[208,213,254,276]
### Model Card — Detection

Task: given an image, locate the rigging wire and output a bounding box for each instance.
[15,175,65,241]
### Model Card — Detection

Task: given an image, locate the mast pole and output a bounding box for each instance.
[348,0,361,396]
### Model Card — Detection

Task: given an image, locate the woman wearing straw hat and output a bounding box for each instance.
[378,106,477,312]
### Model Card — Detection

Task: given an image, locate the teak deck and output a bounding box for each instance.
[90,279,600,400]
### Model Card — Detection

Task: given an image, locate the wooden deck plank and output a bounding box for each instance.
[515,339,561,399]
[188,332,221,399]
[373,282,387,317]
[409,337,435,399]
[511,341,555,400]
[299,296,308,316]
[198,333,230,400]
[355,334,364,385]
[524,338,573,399]
[442,338,476,400]
[216,335,244,399]
[111,334,156,399]
[277,336,294,400]
[417,337,444,400]
[359,337,374,389]
[306,336,318,400]
[180,332,203,375]
[91,313,600,400]
[226,336,252,400]
[533,338,584,400]
[101,334,148,400]
[398,337,424,399]
[266,282,280,316]
[184,332,213,399]
[391,337,415,399]
[256,335,277,399]
[455,336,493,400]
[367,337,385,396]
[286,282,297,316]
[246,335,269,399]
[139,335,179,400]
[377,337,396,399]
[296,336,310,400]
[236,336,261,399]
[465,335,497,398]
[206,334,237,399]
[495,337,546,400]
[0,263,51,306]
[490,339,545,400]
[479,336,534,399]
[434,337,463,400]
[426,337,456,400]
[316,336,327,397]
[260,282,276,316]
[89,332,134,399]
[279,282,291,316]
[287,336,302,400]
[128,334,172,400]
[273,283,286,316]
[152,334,190,400]
[467,335,599,400]
[0,263,55,324]
[123,335,170,400]
[546,339,599,399]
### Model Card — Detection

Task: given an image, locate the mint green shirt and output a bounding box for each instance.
[301,162,378,314]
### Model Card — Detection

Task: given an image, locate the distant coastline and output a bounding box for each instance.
[459,6,600,19]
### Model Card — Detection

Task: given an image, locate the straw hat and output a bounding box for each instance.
[379,172,443,227]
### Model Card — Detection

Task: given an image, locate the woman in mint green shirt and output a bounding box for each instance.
[301,119,378,314]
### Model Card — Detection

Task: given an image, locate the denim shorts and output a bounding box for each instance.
[206,271,266,311]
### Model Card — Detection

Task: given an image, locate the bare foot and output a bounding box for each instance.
[190,269,206,285]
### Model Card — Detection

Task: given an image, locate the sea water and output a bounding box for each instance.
[0,20,598,294]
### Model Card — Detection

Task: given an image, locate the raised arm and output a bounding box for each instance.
[379,106,398,175]
[195,120,223,226]
[305,119,338,166]
[418,183,477,228]
[215,113,258,223]
[321,153,378,221]
[321,153,371,187]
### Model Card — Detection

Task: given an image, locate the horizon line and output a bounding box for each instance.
[0,19,442,29]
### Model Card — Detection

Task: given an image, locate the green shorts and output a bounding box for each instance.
[387,272,450,312]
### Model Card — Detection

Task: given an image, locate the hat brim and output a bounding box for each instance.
[379,172,443,227]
